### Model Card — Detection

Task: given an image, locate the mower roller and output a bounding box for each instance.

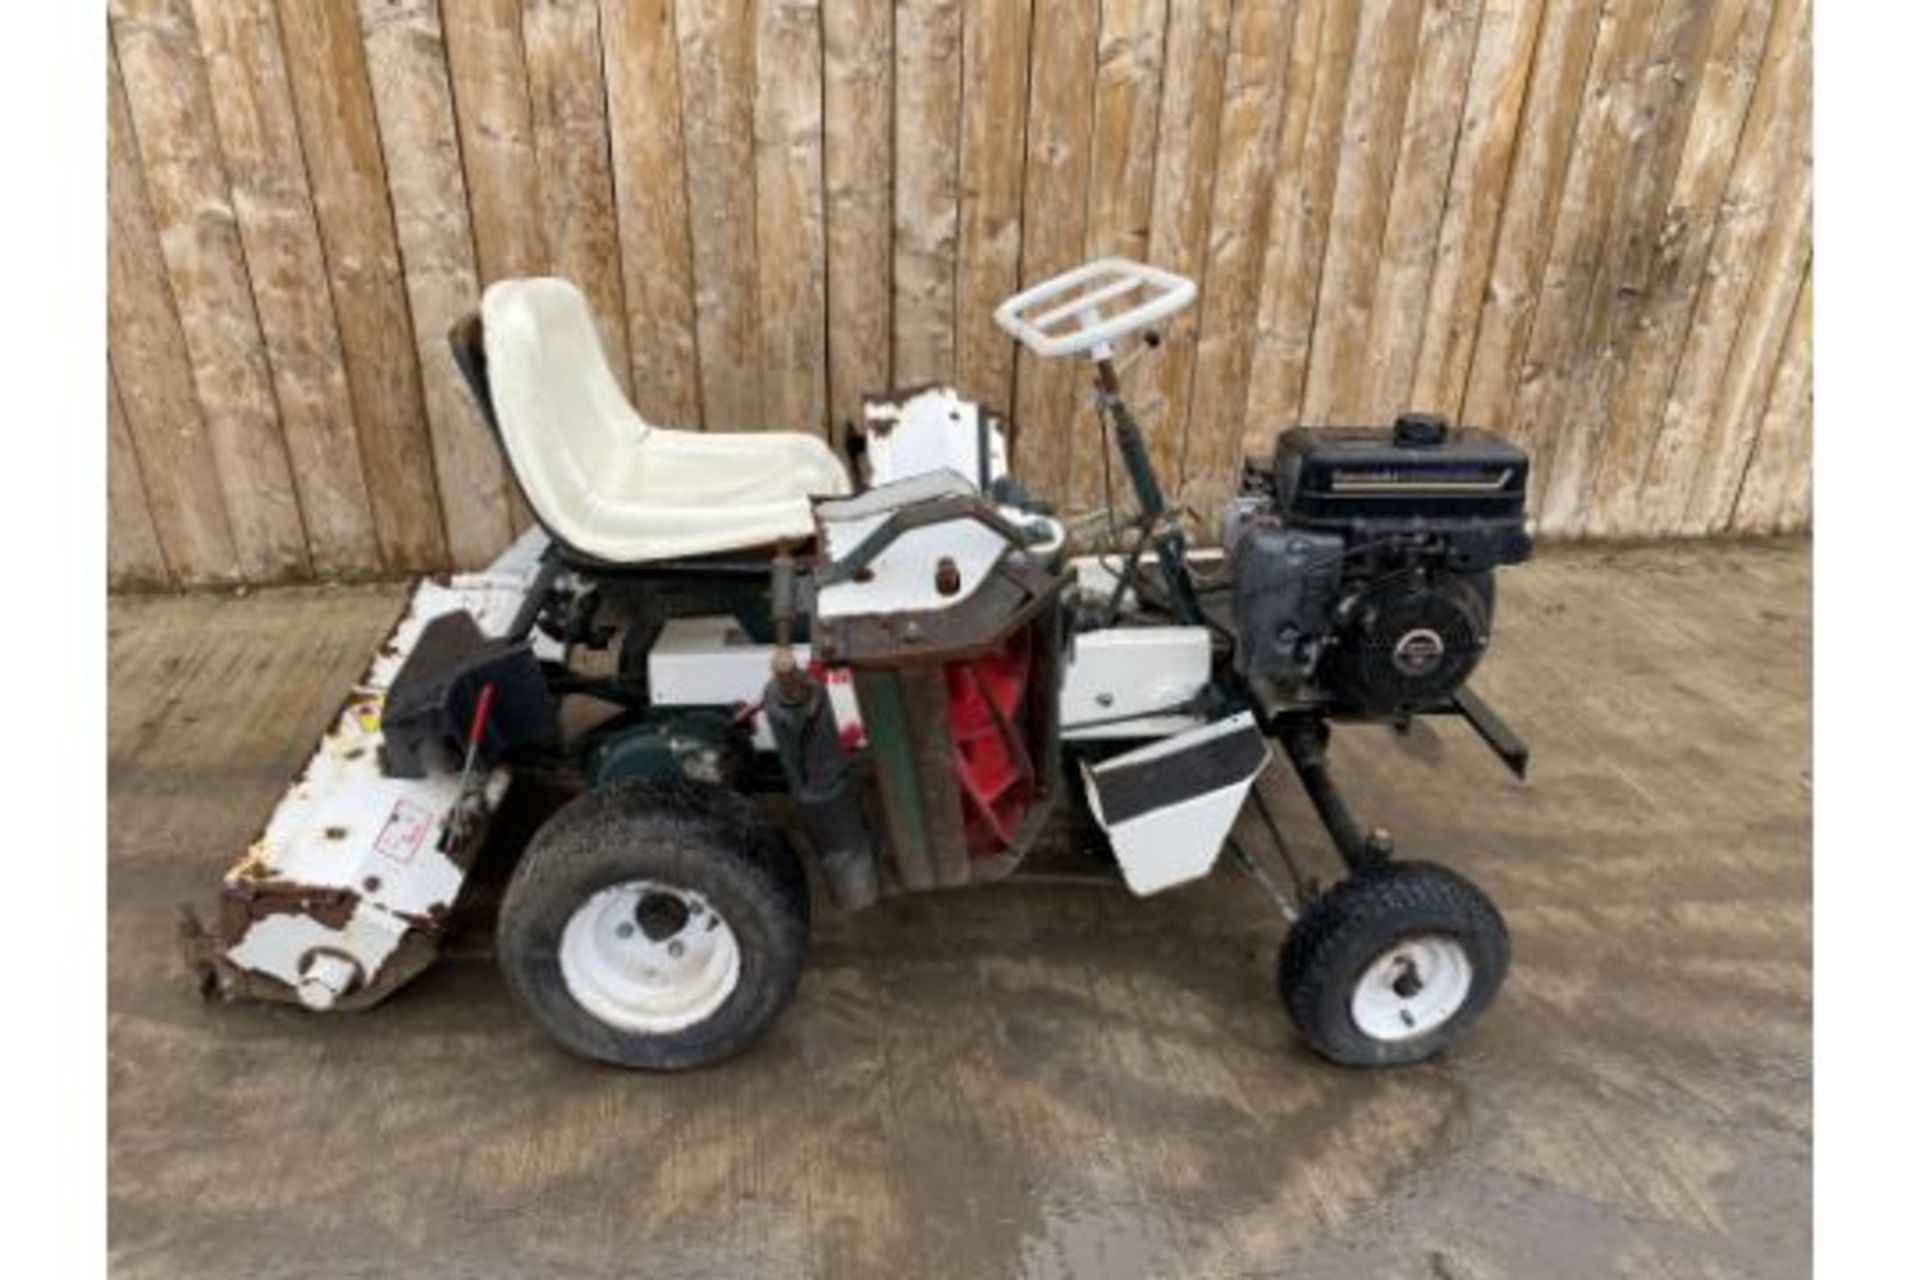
[189,259,1532,1070]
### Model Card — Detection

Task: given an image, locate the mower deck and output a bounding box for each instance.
[200,531,552,1010]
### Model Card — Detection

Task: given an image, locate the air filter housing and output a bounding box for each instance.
[1271,415,1530,569]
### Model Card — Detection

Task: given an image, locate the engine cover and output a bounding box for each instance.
[1319,572,1491,714]
[1230,523,1344,682]
[1271,415,1530,571]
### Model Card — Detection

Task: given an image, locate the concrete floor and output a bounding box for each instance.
[108,541,1810,1279]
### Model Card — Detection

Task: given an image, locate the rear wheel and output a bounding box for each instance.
[1278,861,1508,1067]
[498,779,809,1069]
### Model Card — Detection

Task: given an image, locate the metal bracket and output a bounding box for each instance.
[1448,684,1530,780]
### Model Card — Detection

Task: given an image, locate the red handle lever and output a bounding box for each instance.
[466,681,498,749]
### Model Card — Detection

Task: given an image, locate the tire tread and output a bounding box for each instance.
[1278,861,1508,1067]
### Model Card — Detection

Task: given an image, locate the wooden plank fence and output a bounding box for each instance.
[106,0,1812,588]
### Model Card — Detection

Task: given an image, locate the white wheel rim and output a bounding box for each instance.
[1349,934,1473,1042]
[559,881,741,1034]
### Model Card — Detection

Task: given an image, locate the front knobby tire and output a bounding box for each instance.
[1278,861,1509,1067]
[497,779,810,1070]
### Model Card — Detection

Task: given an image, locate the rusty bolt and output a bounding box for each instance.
[935,557,962,597]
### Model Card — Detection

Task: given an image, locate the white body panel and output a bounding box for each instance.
[813,472,1014,620]
[1059,627,1211,739]
[862,386,1008,490]
[1082,712,1271,896]
[654,620,1204,750]
[648,616,863,748]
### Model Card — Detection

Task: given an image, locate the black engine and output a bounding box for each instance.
[1227,413,1532,716]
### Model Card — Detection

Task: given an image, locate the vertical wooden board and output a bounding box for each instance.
[444,0,547,532]
[1583,0,1777,536]
[1534,0,1724,534]
[1634,0,1808,534]
[1083,0,1168,266]
[1409,0,1545,420]
[1505,0,1647,509]
[822,0,892,435]
[444,0,549,282]
[1458,0,1604,431]
[1012,0,1099,507]
[359,0,515,568]
[110,0,310,580]
[1516,0,1718,530]
[1681,157,1810,533]
[523,0,632,396]
[600,0,702,426]
[1081,0,1221,515]
[892,0,962,387]
[1129,0,1229,509]
[1493,0,1657,470]
[1359,0,1482,415]
[1300,0,1423,424]
[1243,0,1361,431]
[1179,0,1300,524]
[275,0,448,572]
[1775,294,1813,534]
[107,44,238,584]
[189,0,381,578]
[754,0,828,433]
[1072,0,1167,516]
[677,0,763,428]
[108,364,173,589]
[954,0,1034,415]
[1731,261,1810,534]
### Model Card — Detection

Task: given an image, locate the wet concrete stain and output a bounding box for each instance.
[108,543,1811,1277]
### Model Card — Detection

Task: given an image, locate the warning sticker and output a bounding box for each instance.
[373,799,435,866]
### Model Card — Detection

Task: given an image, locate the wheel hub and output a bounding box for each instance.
[1350,934,1472,1042]
[635,891,690,942]
[559,881,740,1033]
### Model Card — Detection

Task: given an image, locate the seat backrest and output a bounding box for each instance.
[479,278,647,527]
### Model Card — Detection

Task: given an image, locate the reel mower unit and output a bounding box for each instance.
[189,259,1532,1071]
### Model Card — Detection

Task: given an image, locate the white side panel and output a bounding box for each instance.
[814,472,1013,620]
[649,616,863,749]
[863,386,1009,490]
[1060,627,1212,739]
[816,519,1011,620]
[1083,712,1270,896]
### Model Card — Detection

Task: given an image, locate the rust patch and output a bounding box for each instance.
[220,879,361,943]
[392,902,451,935]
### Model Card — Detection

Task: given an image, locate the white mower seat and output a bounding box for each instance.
[480,278,851,563]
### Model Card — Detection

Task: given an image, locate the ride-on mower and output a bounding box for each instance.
[191,260,1534,1070]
